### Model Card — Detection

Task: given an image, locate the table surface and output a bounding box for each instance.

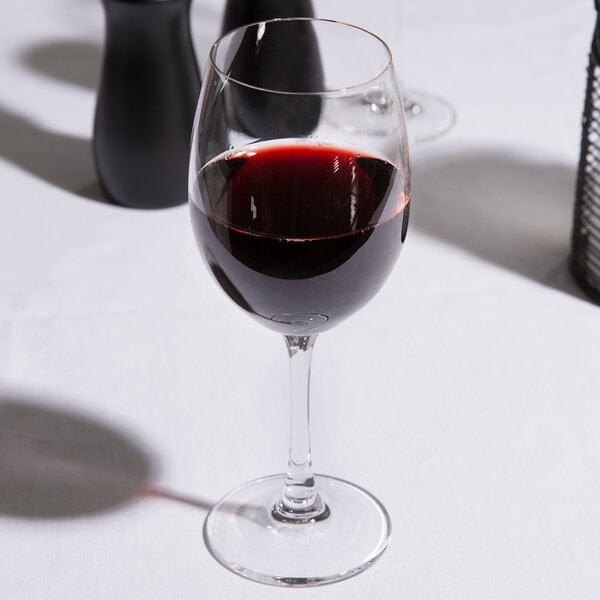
[2,0,599,598]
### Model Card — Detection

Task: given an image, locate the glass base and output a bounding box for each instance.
[403,89,456,144]
[203,474,391,587]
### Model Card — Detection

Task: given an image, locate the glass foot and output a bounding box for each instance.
[403,89,456,144]
[203,474,391,587]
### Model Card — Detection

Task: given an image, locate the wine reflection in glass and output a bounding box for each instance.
[189,18,410,586]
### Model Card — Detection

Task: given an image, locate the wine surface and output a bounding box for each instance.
[190,142,409,333]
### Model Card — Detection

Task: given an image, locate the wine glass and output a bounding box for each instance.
[403,88,455,144]
[189,18,410,587]
[310,0,455,144]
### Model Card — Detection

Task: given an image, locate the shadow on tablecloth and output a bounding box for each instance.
[21,40,101,91]
[0,103,108,203]
[0,40,107,202]
[413,149,587,300]
[0,395,155,518]
[0,393,214,519]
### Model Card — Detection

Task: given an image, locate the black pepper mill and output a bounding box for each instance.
[221,0,316,32]
[571,0,600,302]
[93,0,201,209]
[220,0,323,138]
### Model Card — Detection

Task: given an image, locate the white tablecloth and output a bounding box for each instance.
[1,1,599,598]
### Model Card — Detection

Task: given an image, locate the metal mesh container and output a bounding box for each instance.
[571,5,600,303]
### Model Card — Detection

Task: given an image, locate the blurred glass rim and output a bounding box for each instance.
[208,17,394,96]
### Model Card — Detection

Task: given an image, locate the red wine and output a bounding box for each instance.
[190,142,409,333]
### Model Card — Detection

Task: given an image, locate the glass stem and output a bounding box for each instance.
[272,335,330,523]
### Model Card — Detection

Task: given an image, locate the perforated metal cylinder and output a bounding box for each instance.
[571,13,600,303]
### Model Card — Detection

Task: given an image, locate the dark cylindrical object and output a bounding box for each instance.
[220,0,322,139]
[221,0,316,32]
[94,0,201,209]
[571,2,600,302]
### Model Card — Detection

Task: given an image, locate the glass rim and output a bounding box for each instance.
[208,17,393,96]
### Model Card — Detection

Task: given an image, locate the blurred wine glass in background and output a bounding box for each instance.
[313,0,456,144]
